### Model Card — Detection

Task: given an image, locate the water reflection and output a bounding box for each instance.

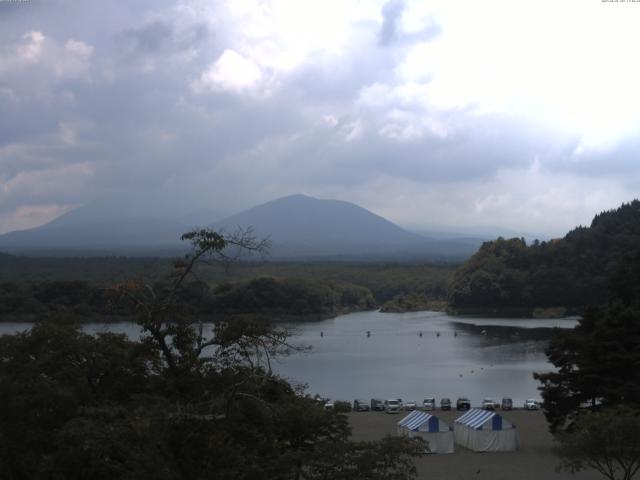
[276,310,575,406]
[0,310,577,407]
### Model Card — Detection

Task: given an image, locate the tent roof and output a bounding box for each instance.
[455,409,511,430]
[398,410,447,432]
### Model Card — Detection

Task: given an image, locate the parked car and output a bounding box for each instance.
[440,398,452,410]
[371,398,385,411]
[404,400,417,411]
[324,401,335,411]
[482,398,495,410]
[501,398,513,410]
[524,399,539,410]
[456,397,471,410]
[353,399,370,411]
[384,398,402,414]
[422,397,436,410]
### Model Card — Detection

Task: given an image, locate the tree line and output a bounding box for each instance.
[0,276,376,322]
[448,200,640,313]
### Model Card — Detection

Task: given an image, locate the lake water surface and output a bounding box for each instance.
[275,310,577,407]
[0,310,578,407]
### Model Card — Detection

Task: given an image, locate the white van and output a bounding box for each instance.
[384,399,401,413]
[422,397,436,410]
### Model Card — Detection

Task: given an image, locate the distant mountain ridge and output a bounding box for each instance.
[0,194,481,260]
[448,200,640,313]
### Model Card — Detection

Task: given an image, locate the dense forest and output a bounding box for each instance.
[0,276,376,322]
[0,254,453,320]
[448,200,640,314]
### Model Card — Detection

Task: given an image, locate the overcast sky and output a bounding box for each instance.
[1,0,640,237]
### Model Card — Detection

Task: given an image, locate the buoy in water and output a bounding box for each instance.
[419,331,423,337]
[320,331,323,337]
[436,332,440,337]
[454,331,458,337]
[481,329,487,335]
[366,331,371,337]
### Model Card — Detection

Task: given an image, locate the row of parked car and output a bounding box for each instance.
[349,397,540,412]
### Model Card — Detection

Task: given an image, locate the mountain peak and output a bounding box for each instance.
[216,195,423,251]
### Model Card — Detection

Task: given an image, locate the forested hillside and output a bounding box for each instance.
[0,277,375,322]
[448,200,640,313]
[0,254,453,319]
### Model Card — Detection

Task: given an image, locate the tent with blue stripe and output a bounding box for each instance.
[454,409,518,452]
[397,410,454,453]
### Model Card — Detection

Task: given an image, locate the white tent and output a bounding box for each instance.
[397,410,454,454]
[454,409,517,452]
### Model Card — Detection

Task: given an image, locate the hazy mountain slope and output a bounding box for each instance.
[0,218,187,252]
[0,193,481,259]
[216,194,423,246]
[0,194,224,255]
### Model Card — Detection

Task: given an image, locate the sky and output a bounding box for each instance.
[1,0,640,237]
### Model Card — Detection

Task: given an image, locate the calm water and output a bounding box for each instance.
[0,310,578,407]
[277,310,577,406]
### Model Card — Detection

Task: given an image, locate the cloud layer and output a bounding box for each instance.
[1,0,639,237]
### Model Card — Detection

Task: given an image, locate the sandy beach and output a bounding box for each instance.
[348,410,602,480]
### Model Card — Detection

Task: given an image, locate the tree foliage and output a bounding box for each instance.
[556,407,640,480]
[449,200,640,312]
[534,251,640,433]
[0,228,423,480]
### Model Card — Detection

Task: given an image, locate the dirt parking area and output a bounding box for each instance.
[347,410,602,480]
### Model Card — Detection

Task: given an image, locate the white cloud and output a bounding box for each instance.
[1,162,94,202]
[0,204,78,235]
[194,49,263,94]
[17,30,45,61]
[322,115,339,127]
[395,0,640,148]
[65,39,93,58]
[0,30,94,100]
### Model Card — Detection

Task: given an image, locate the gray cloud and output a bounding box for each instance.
[120,21,174,54]
[378,0,406,46]
[0,0,638,237]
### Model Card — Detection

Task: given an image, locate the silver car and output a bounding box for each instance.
[404,400,417,411]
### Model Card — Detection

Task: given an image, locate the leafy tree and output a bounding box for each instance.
[555,407,640,480]
[534,253,640,432]
[0,320,158,479]
[305,436,425,480]
[0,229,423,480]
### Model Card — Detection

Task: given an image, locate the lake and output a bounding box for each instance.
[277,310,577,406]
[0,310,578,407]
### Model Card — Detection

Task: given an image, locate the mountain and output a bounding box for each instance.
[216,194,421,247]
[0,218,188,255]
[215,194,479,260]
[448,200,640,314]
[0,194,225,256]
[0,193,481,260]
